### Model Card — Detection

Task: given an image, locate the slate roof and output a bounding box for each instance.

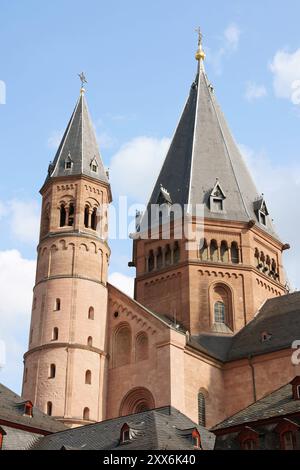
[213,381,300,430]
[31,406,215,450]
[147,60,277,239]
[0,383,66,433]
[45,91,108,185]
[188,291,300,362]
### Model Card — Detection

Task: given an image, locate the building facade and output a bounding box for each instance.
[22,39,300,430]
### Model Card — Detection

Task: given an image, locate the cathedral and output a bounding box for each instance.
[21,36,300,433]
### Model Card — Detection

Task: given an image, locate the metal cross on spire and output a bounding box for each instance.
[78,72,88,87]
[195,27,206,61]
[195,27,203,46]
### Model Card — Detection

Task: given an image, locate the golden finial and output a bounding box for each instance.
[195,27,206,61]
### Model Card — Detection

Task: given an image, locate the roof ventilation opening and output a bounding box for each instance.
[261,331,272,343]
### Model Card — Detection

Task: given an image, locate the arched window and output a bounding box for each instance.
[91,208,97,230]
[46,401,52,416]
[210,240,218,262]
[231,242,239,264]
[148,250,155,272]
[24,368,28,383]
[88,306,94,320]
[87,336,93,347]
[173,241,180,263]
[59,204,66,227]
[165,245,171,266]
[113,324,131,368]
[282,431,295,450]
[197,392,206,427]
[220,241,229,262]
[52,327,58,341]
[84,205,89,228]
[156,247,163,270]
[83,407,90,420]
[214,301,225,323]
[85,370,92,385]
[211,284,233,330]
[55,298,61,311]
[135,332,149,362]
[68,203,75,226]
[199,239,208,261]
[49,364,56,379]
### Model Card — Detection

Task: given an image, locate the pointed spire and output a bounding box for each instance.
[45,79,108,186]
[147,39,279,240]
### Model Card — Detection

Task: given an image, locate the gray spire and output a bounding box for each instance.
[148,60,278,238]
[46,90,108,185]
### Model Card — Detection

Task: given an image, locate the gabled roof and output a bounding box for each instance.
[0,383,66,433]
[108,282,186,333]
[188,291,300,362]
[213,381,300,430]
[44,90,108,186]
[147,59,278,239]
[31,406,215,450]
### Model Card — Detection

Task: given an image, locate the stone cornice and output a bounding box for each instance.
[23,342,107,359]
[34,274,106,288]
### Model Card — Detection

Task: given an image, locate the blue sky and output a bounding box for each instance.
[1,0,300,393]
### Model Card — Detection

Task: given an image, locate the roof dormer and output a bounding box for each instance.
[290,376,300,400]
[64,152,73,170]
[253,197,269,226]
[90,157,98,174]
[209,179,226,213]
[157,185,172,205]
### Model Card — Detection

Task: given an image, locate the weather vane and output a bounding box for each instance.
[78,72,88,88]
[195,26,203,46]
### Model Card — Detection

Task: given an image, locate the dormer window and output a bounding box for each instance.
[24,401,33,417]
[0,427,7,450]
[209,180,226,213]
[254,197,269,226]
[290,376,300,400]
[64,152,73,170]
[90,157,98,173]
[191,429,201,449]
[120,424,131,443]
[157,185,172,206]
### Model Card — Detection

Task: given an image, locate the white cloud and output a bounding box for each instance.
[208,23,241,75]
[97,131,116,149]
[0,201,7,219]
[47,130,63,149]
[239,144,300,290]
[270,49,300,104]
[8,200,40,244]
[109,136,171,202]
[0,250,36,322]
[245,82,267,101]
[0,199,40,244]
[109,272,134,298]
[0,250,36,390]
[224,24,241,51]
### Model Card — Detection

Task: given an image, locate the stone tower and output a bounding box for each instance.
[22,86,112,427]
[132,37,289,336]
